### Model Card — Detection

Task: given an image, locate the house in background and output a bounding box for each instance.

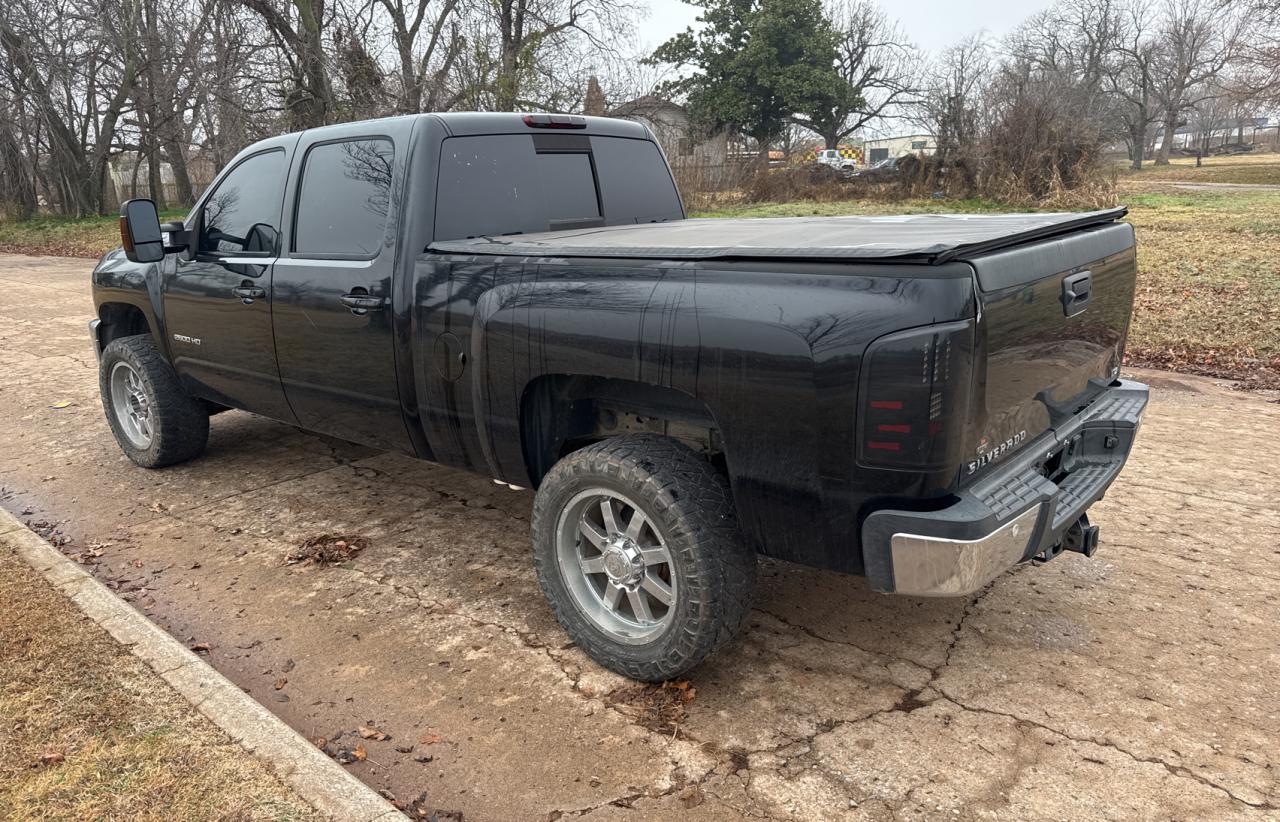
[862,134,936,163]
[594,82,731,186]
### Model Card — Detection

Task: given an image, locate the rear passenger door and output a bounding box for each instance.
[270,133,412,453]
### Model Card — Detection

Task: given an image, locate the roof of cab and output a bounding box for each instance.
[275,111,651,143]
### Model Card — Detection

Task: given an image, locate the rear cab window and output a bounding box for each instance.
[434,134,682,241]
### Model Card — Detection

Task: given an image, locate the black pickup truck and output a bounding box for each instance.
[93,112,1147,680]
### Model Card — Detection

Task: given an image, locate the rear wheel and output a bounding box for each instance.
[532,434,756,681]
[99,334,209,468]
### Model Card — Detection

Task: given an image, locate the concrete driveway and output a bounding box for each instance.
[2,253,1277,820]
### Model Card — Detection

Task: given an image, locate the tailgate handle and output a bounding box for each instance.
[1061,271,1091,317]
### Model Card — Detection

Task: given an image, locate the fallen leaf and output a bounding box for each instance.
[273,677,287,690]
[358,725,390,741]
[49,401,72,409]
[419,732,443,745]
[38,752,64,766]
[284,534,369,566]
[353,744,367,762]
[189,642,211,654]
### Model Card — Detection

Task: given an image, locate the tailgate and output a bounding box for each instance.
[963,221,1137,481]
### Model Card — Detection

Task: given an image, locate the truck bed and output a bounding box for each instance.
[428,208,1128,264]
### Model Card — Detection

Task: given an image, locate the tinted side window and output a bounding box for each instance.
[199,150,286,255]
[294,139,395,256]
[589,137,683,223]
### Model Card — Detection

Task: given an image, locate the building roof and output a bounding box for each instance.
[608,95,686,119]
[862,134,934,145]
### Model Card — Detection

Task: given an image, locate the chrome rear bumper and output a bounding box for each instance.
[862,379,1149,596]
[888,506,1042,596]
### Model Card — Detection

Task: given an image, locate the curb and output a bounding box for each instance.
[0,507,405,822]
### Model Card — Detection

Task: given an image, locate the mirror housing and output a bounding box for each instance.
[119,199,164,263]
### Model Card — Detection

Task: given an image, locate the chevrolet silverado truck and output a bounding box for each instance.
[93,112,1147,681]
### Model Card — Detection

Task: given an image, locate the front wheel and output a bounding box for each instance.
[531,434,757,681]
[99,334,209,468]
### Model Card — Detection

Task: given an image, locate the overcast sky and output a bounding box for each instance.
[632,0,1057,55]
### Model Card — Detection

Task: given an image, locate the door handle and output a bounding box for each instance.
[233,285,266,304]
[340,293,385,316]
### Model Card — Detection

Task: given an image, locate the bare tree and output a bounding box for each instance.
[918,34,990,166]
[0,0,140,215]
[371,0,463,113]
[1107,0,1162,169]
[790,0,920,149]
[231,0,335,128]
[1150,0,1242,164]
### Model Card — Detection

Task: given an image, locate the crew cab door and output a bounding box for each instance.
[270,133,412,453]
[164,147,296,423]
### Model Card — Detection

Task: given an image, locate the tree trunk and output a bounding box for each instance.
[163,133,194,206]
[1129,123,1145,170]
[1155,109,1177,165]
[147,139,166,210]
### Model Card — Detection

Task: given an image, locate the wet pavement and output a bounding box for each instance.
[2,253,1277,820]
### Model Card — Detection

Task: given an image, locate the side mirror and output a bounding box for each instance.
[119,199,164,263]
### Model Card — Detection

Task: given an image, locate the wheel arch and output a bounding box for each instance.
[519,374,727,488]
[96,302,157,352]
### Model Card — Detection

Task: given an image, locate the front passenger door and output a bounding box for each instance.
[164,149,296,423]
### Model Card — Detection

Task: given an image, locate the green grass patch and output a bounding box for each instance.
[0,209,185,258]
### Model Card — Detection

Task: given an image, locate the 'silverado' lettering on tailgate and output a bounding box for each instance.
[967,430,1027,476]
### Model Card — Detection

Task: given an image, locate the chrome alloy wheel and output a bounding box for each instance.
[109,361,153,448]
[555,488,677,644]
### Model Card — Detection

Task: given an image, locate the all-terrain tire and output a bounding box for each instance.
[532,434,757,681]
[99,334,209,468]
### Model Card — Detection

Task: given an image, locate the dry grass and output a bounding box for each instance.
[1119,151,1280,185]
[1119,182,1280,386]
[0,543,321,821]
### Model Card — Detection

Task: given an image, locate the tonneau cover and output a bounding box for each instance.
[428,208,1128,265]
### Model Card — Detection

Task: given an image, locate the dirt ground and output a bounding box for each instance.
[1,253,1278,821]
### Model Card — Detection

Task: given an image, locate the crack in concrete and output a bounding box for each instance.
[753,606,934,676]
[932,690,1278,812]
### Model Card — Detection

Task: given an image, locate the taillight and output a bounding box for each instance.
[858,320,974,471]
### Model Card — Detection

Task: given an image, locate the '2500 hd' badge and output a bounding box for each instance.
[967,430,1027,475]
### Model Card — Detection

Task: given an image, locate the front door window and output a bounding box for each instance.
[199,150,286,256]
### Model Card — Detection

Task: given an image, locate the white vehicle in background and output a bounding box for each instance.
[815,148,858,175]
